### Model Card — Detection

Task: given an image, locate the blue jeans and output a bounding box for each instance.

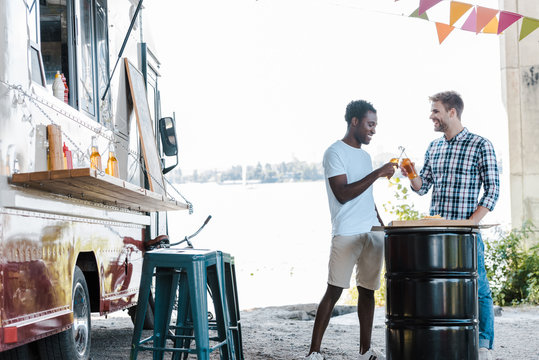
[477,233,494,349]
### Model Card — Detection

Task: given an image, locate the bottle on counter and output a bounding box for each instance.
[34,124,49,171]
[46,124,63,170]
[63,142,73,170]
[105,142,119,177]
[90,136,102,171]
[61,73,69,104]
[53,71,64,101]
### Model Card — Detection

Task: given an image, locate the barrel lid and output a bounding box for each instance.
[376,226,481,234]
[372,220,497,232]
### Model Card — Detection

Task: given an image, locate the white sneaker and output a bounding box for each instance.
[358,347,385,360]
[479,347,493,360]
[305,352,324,360]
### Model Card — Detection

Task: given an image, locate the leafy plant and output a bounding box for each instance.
[382,177,425,221]
[484,221,539,305]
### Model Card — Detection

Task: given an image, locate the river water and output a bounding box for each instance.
[167,179,511,310]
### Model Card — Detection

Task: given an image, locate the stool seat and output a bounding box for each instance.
[130,248,241,360]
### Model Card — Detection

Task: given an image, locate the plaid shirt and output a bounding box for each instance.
[413,127,500,220]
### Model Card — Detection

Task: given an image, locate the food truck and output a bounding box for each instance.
[0,0,187,358]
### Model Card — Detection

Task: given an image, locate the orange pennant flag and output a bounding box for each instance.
[476,6,499,33]
[435,22,455,44]
[450,1,473,26]
[482,15,499,34]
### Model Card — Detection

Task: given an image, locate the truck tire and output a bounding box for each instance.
[0,343,38,360]
[128,290,155,330]
[38,266,91,360]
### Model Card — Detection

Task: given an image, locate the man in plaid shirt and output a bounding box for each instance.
[402,91,499,360]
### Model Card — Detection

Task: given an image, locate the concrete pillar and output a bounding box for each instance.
[499,0,539,234]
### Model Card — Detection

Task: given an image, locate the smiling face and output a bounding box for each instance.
[430,100,451,133]
[352,111,377,147]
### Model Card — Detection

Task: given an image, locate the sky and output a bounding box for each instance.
[145,0,509,174]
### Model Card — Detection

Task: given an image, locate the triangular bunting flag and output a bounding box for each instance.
[498,11,523,34]
[519,17,539,41]
[450,1,473,26]
[476,6,499,33]
[435,22,455,44]
[461,7,477,32]
[482,15,499,34]
[419,0,442,16]
[410,7,429,20]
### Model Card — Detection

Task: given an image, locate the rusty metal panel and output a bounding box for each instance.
[0,208,145,346]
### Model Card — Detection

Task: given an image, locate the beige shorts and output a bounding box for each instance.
[327,232,384,290]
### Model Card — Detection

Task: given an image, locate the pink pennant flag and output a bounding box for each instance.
[498,11,523,34]
[418,0,443,15]
[461,7,477,32]
[476,6,499,34]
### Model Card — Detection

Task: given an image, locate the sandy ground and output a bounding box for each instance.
[89,304,539,360]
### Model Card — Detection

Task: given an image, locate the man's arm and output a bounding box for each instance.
[476,139,500,217]
[328,162,395,204]
[469,205,490,224]
[470,140,499,224]
[403,146,433,195]
[410,176,422,192]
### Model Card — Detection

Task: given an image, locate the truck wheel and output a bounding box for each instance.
[128,289,155,330]
[38,266,91,360]
[0,343,38,360]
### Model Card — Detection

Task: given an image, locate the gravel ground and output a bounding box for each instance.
[89,304,539,359]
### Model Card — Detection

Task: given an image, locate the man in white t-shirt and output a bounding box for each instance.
[306,100,395,360]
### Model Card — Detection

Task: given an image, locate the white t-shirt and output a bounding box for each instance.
[323,140,379,236]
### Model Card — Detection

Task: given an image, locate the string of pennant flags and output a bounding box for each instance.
[398,0,539,44]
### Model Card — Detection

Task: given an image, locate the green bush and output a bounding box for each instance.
[484,222,539,305]
[382,177,425,221]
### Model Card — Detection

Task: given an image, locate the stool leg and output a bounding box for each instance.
[188,259,210,360]
[153,268,180,360]
[225,261,243,359]
[130,260,155,360]
[207,267,230,359]
[210,252,236,359]
[172,272,191,360]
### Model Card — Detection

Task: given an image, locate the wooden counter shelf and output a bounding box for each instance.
[11,168,188,212]
[370,219,497,232]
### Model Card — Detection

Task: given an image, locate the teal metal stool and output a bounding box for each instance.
[172,253,244,360]
[130,248,236,360]
[222,253,243,359]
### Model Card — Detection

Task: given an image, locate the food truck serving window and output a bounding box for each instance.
[37,0,111,125]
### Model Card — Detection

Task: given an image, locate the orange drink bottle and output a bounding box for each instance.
[401,157,418,179]
[90,136,102,171]
[387,158,399,179]
[105,143,119,177]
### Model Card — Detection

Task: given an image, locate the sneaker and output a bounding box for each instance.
[358,347,385,360]
[305,352,324,360]
[479,347,493,360]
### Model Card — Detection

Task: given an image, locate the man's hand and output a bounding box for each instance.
[469,206,490,224]
[378,162,396,179]
[400,162,422,191]
[399,161,415,178]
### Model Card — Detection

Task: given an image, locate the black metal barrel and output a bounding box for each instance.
[385,227,479,360]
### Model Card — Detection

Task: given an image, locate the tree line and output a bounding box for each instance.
[168,160,324,184]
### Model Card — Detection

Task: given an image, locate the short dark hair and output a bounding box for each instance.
[344,100,376,124]
[429,91,464,119]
